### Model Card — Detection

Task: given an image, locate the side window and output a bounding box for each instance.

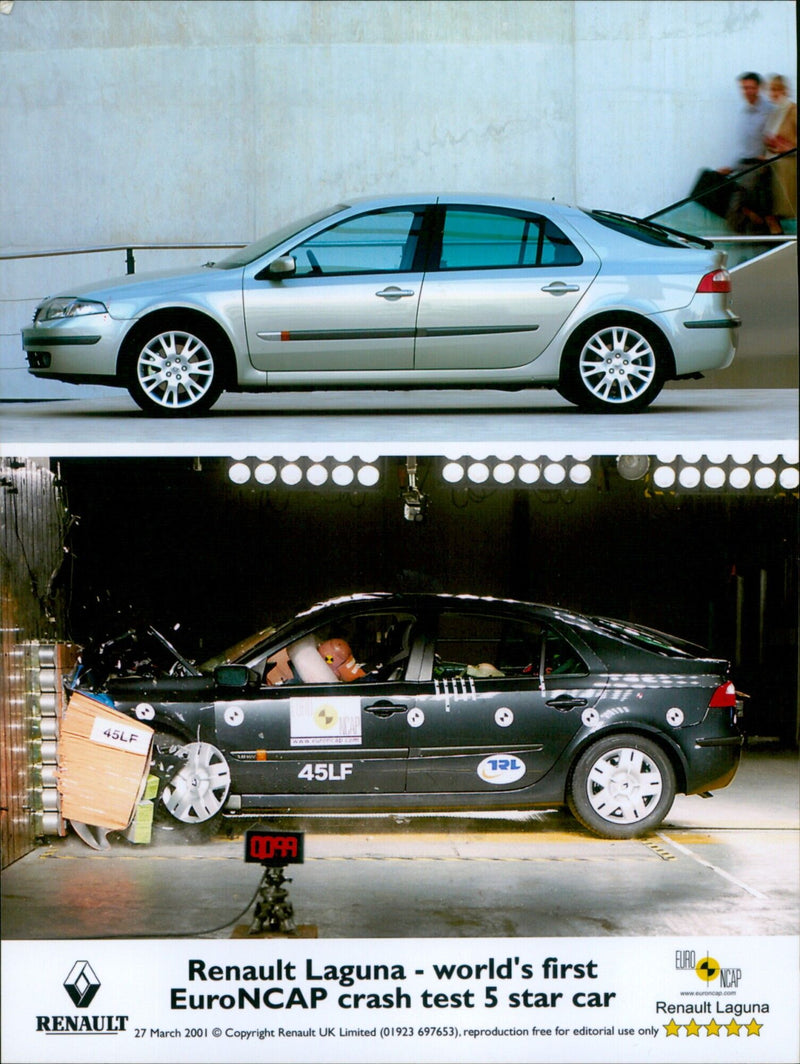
[263,612,417,686]
[438,209,582,270]
[291,210,422,277]
[538,218,584,266]
[433,612,544,679]
[543,630,589,677]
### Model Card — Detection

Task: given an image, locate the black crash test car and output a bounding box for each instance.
[71,593,743,839]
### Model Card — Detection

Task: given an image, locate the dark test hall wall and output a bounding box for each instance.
[54,457,797,741]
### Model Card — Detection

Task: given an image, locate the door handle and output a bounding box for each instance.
[545,695,588,711]
[365,700,408,717]
[541,282,580,295]
[376,286,415,299]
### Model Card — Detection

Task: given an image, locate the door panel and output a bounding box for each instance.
[404,678,603,793]
[244,208,424,374]
[214,682,410,795]
[404,609,605,793]
[414,207,599,371]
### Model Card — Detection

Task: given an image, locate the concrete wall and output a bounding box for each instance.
[1,0,796,399]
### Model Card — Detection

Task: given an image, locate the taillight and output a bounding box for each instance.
[708,681,737,708]
[697,269,731,293]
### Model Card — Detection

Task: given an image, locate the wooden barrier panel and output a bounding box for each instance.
[58,692,153,830]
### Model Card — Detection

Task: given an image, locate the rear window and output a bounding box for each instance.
[586,210,708,250]
[588,617,705,658]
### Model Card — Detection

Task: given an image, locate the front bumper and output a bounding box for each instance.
[22,317,129,381]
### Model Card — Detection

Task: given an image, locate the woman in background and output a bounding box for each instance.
[764,74,797,233]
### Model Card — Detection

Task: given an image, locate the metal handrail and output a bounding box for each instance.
[0,242,248,274]
[645,148,798,222]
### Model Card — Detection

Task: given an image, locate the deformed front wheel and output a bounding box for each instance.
[567,733,676,838]
[559,320,666,412]
[126,322,224,416]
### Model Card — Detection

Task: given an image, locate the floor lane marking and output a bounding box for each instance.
[657,831,768,899]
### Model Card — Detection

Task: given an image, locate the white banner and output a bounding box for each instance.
[1,935,797,1063]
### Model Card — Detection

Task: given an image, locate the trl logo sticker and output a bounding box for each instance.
[477,755,526,785]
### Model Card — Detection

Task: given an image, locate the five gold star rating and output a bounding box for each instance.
[663,1017,764,1037]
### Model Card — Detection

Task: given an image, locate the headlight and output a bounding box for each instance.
[35,297,108,322]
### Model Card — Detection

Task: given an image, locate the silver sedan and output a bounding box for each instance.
[22,194,740,416]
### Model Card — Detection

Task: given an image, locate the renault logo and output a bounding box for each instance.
[63,961,101,1008]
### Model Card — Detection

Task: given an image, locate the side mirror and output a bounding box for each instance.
[265,255,296,278]
[214,664,259,689]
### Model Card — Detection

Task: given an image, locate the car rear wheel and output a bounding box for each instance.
[567,734,676,838]
[126,323,223,416]
[152,734,231,832]
[560,321,665,412]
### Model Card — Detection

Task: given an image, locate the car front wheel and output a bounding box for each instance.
[560,321,665,412]
[153,735,231,831]
[567,734,676,838]
[126,323,224,416]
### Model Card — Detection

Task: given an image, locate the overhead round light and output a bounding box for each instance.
[704,446,729,464]
[616,455,650,481]
[254,462,277,485]
[779,467,799,490]
[492,462,515,484]
[332,464,354,486]
[730,447,755,465]
[306,464,328,486]
[653,465,676,489]
[680,448,703,464]
[754,466,776,489]
[518,462,540,484]
[228,462,251,484]
[467,462,490,484]
[442,462,464,484]
[678,466,701,489]
[357,464,380,487]
[280,463,302,486]
[544,462,566,485]
[569,463,592,485]
[729,466,751,489]
[703,466,726,489]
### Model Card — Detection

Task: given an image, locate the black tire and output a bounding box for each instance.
[559,319,666,413]
[151,732,231,837]
[567,733,676,838]
[125,320,224,416]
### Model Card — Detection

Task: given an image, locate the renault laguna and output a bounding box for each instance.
[71,593,743,838]
[23,194,739,416]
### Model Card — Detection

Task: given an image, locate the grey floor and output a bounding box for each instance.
[2,746,797,941]
[1,388,798,454]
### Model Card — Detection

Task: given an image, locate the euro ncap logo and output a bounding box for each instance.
[64,961,101,1007]
[695,955,720,982]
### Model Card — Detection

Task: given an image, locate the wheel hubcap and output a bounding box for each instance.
[579,327,656,404]
[586,746,663,824]
[137,331,214,409]
[161,742,230,823]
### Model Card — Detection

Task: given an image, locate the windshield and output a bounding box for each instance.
[199,625,277,670]
[215,204,348,268]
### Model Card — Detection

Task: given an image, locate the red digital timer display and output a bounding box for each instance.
[244,829,305,865]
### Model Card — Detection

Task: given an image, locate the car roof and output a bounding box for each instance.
[344,192,576,214]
